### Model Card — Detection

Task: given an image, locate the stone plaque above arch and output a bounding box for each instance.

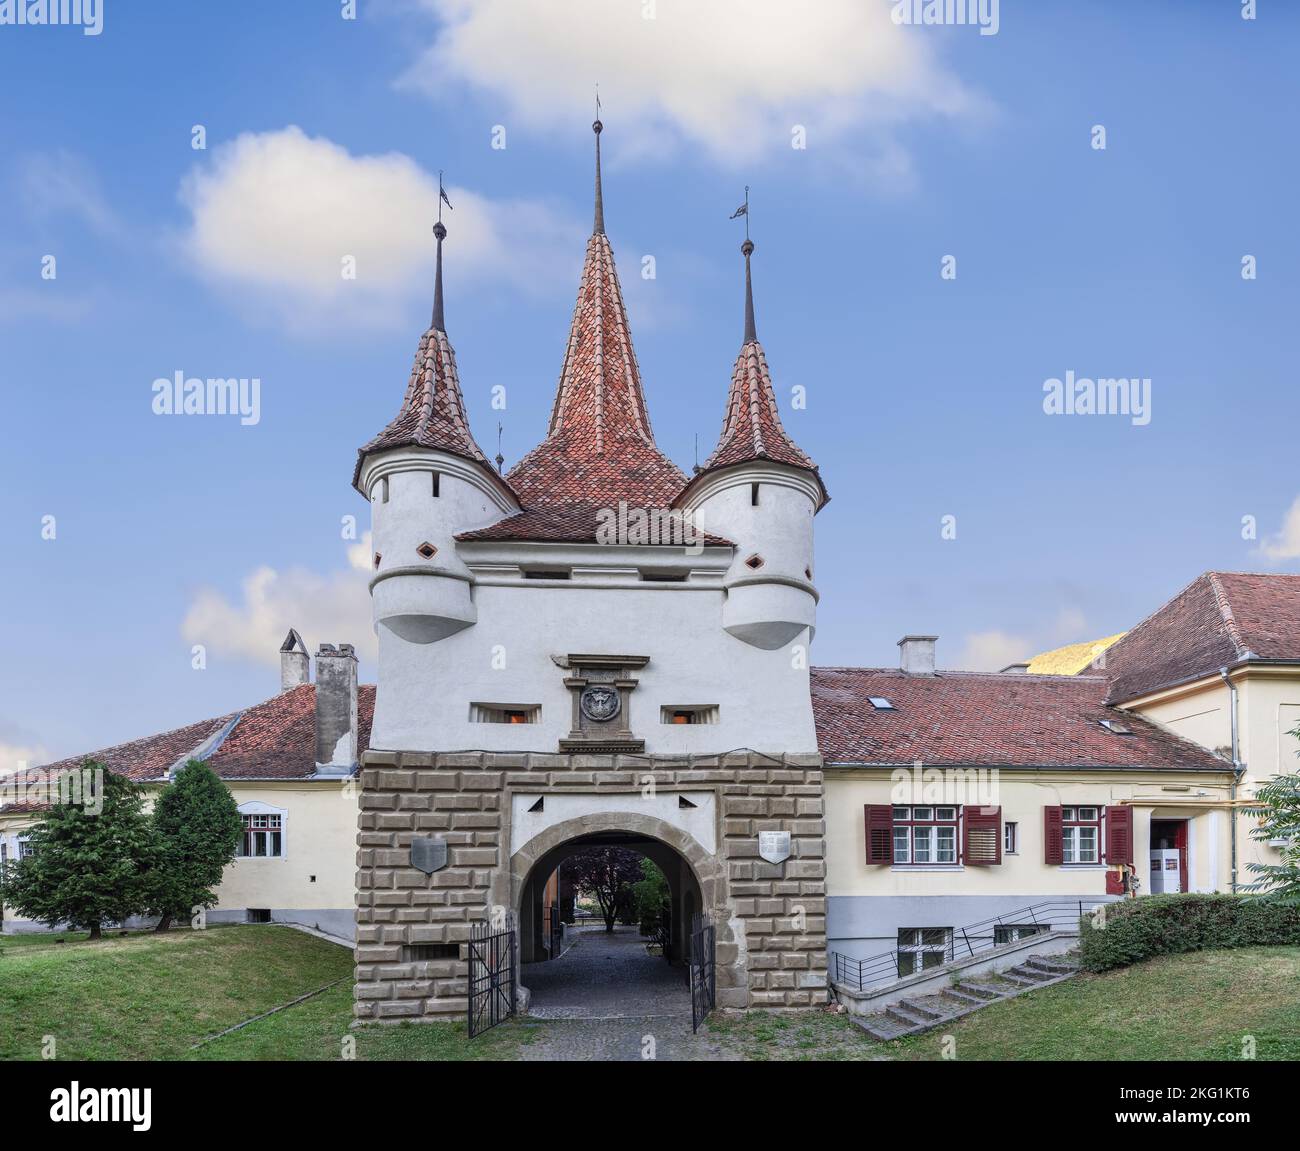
[554,652,649,752]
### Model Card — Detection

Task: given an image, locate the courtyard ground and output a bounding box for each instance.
[2,925,1296,1061]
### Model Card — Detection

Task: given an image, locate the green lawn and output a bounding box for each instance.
[2,927,1296,1061]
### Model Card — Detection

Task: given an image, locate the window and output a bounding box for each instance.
[892,806,958,865]
[380,476,389,503]
[522,570,570,580]
[751,482,760,506]
[868,697,894,710]
[1099,719,1133,735]
[897,928,951,976]
[1004,822,1019,855]
[1062,806,1100,864]
[660,705,720,725]
[470,703,541,724]
[18,836,34,860]
[744,554,765,570]
[238,813,283,858]
[431,472,440,498]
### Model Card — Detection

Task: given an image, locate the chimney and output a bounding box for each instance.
[898,635,938,676]
[279,629,309,692]
[314,643,358,776]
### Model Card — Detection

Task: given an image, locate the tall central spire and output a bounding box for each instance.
[592,116,605,236]
[501,116,687,514]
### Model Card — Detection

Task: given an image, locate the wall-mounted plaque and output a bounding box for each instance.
[556,653,649,753]
[411,835,449,875]
[758,830,792,865]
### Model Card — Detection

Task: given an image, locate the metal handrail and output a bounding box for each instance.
[829,899,1099,994]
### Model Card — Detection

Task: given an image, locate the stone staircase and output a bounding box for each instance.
[849,952,1081,1042]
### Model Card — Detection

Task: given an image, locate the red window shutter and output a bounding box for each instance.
[1105,806,1133,866]
[963,805,1002,865]
[864,805,893,865]
[1043,806,1064,865]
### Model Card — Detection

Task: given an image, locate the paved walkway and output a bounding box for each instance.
[518,926,738,1061]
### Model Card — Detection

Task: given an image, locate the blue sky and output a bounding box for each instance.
[1,0,1297,768]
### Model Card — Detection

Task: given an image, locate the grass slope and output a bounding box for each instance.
[3,928,1296,1061]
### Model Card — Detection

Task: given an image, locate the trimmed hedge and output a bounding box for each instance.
[1079,893,1300,972]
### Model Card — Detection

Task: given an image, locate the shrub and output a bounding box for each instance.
[1079,893,1300,972]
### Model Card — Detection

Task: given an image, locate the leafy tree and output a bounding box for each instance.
[565,847,644,931]
[632,858,670,936]
[0,763,158,939]
[1242,728,1300,904]
[146,759,243,931]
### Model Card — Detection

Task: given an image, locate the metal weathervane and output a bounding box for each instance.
[730,185,750,240]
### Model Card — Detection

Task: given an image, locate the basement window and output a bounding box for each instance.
[246,909,272,924]
[402,943,459,962]
[868,697,895,711]
[896,927,952,976]
[470,703,541,724]
[1099,719,1134,735]
[661,705,720,725]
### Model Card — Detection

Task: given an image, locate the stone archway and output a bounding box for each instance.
[507,814,727,1015]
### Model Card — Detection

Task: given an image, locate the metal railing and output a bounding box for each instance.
[829,899,1101,994]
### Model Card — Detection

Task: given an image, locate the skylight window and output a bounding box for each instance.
[1100,719,1133,735]
[869,697,895,711]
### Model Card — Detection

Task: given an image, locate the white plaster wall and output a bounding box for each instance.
[369,574,819,754]
[824,770,1237,900]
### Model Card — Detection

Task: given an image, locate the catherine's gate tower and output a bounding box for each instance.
[352,122,829,1021]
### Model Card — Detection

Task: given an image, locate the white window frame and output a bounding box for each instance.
[235,800,288,860]
[892,806,959,865]
[1004,822,1019,855]
[1061,806,1100,864]
[897,927,952,976]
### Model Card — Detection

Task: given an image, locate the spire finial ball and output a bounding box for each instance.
[593,119,603,135]
[433,221,447,241]
[742,239,754,257]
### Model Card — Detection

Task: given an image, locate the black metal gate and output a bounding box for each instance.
[688,913,716,1033]
[467,913,516,1038]
[542,905,563,958]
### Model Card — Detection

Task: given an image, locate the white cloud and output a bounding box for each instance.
[1258,495,1300,562]
[178,126,582,331]
[956,630,1030,673]
[0,742,47,779]
[181,539,376,668]
[400,0,983,170]
[15,149,122,237]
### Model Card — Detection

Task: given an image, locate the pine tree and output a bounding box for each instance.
[0,762,158,939]
[146,759,243,931]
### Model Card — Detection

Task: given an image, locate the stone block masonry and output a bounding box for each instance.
[353,749,827,1021]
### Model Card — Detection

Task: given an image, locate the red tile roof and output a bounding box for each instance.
[1102,572,1300,703]
[811,667,1229,771]
[4,688,377,805]
[5,666,1230,811]
[491,232,689,541]
[353,326,504,494]
[685,339,827,506]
